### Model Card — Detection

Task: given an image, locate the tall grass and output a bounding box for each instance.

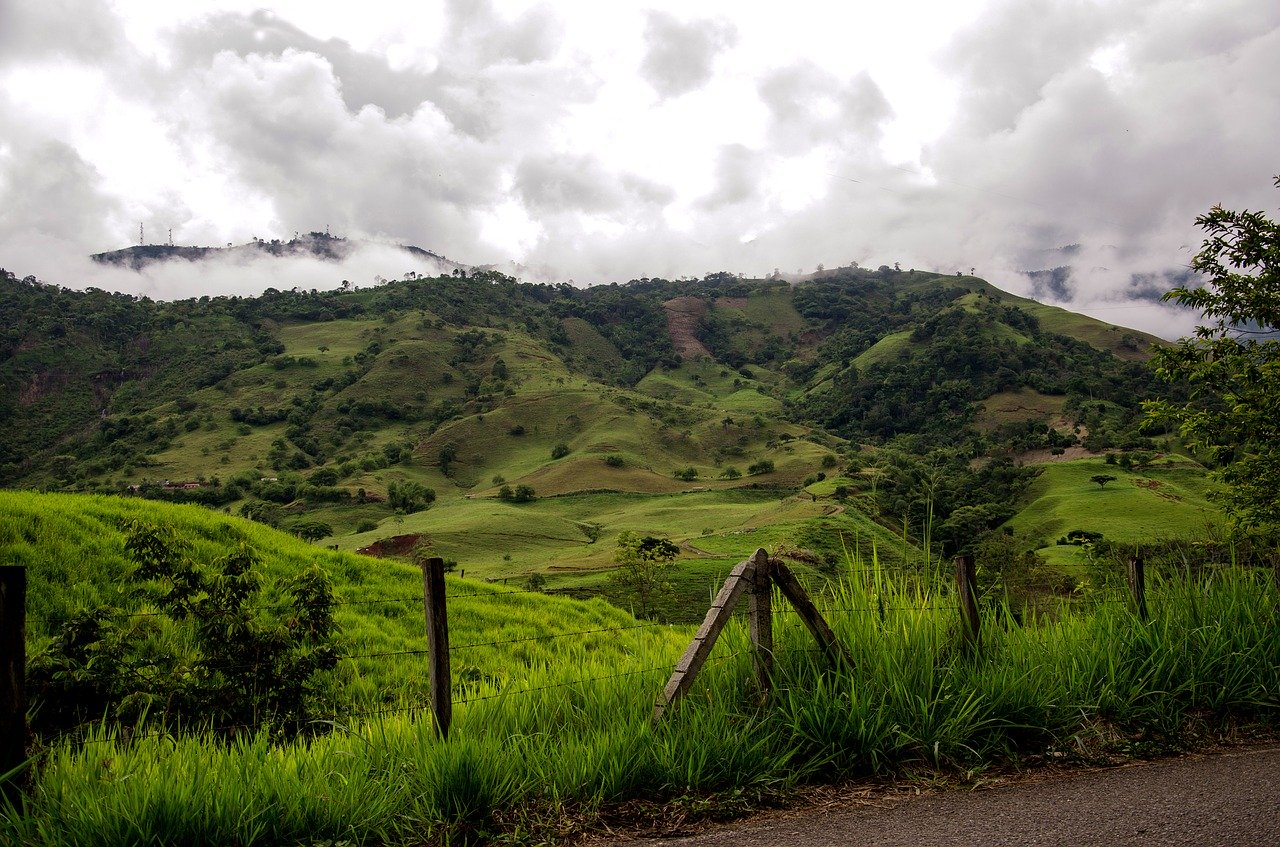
[6,547,1279,845]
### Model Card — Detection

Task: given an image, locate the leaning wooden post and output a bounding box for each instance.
[1127,556,1148,622]
[954,554,980,647]
[654,556,757,720]
[0,567,27,806]
[421,556,452,739]
[771,561,854,671]
[747,549,773,700]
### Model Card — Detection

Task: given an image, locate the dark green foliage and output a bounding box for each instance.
[1146,177,1280,543]
[438,443,459,476]
[512,484,536,503]
[674,466,698,481]
[309,467,339,486]
[1090,474,1117,488]
[603,454,625,468]
[550,442,570,460]
[293,520,333,541]
[608,531,679,619]
[872,450,1039,556]
[388,480,436,513]
[27,519,338,738]
[747,459,774,475]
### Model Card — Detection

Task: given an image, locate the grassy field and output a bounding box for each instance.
[974,388,1068,432]
[0,491,690,706]
[5,518,1277,846]
[1006,457,1222,572]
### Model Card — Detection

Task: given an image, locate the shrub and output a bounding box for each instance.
[747,459,775,475]
[27,520,338,738]
[551,443,570,460]
[604,455,625,468]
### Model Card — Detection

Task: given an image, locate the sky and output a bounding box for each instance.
[1,0,1278,338]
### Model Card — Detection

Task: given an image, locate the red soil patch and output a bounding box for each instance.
[662,297,712,360]
[357,533,424,557]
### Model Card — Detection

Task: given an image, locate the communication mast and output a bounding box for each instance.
[139,223,144,245]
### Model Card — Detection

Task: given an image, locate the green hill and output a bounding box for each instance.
[0,264,1192,610]
[1005,457,1222,569]
[0,490,688,702]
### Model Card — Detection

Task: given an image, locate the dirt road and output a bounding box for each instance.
[592,746,1280,847]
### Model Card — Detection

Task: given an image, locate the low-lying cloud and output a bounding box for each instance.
[1,1,1277,341]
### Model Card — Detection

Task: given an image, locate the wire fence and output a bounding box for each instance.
[17,552,1232,750]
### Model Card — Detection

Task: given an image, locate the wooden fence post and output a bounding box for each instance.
[653,555,757,720]
[1127,556,1148,622]
[747,550,773,700]
[954,554,980,646]
[771,561,854,671]
[421,557,452,739]
[0,567,27,806]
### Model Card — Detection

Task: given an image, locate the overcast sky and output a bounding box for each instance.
[2,0,1278,337]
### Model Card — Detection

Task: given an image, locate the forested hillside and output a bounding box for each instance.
[0,262,1183,595]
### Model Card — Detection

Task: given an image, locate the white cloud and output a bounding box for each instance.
[1,0,1278,340]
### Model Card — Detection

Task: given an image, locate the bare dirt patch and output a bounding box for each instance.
[356,533,424,557]
[663,297,712,360]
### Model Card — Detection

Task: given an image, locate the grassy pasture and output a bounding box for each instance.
[0,491,688,707]
[853,330,913,369]
[1007,458,1222,567]
[974,388,1068,432]
[339,487,905,576]
[6,535,1277,846]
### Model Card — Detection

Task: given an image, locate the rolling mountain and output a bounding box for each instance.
[0,260,1183,598]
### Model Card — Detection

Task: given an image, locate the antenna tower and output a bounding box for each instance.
[139,223,144,246]
[168,228,173,246]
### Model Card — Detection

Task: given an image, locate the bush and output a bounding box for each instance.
[310,467,339,486]
[388,480,436,514]
[747,459,775,475]
[674,467,699,481]
[354,519,378,533]
[604,455,625,468]
[551,443,570,460]
[27,520,338,738]
[294,520,333,541]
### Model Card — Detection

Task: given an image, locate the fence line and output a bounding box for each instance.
[6,547,1233,769]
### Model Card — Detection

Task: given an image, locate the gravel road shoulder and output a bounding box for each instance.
[586,744,1280,847]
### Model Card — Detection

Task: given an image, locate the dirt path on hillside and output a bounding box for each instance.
[587,745,1280,847]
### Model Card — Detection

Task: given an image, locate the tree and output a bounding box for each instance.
[438,443,459,476]
[294,519,333,541]
[1146,177,1280,542]
[609,531,679,619]
[388,480,436,513]
[1090,475,1117,489]
[27,520,338,738]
